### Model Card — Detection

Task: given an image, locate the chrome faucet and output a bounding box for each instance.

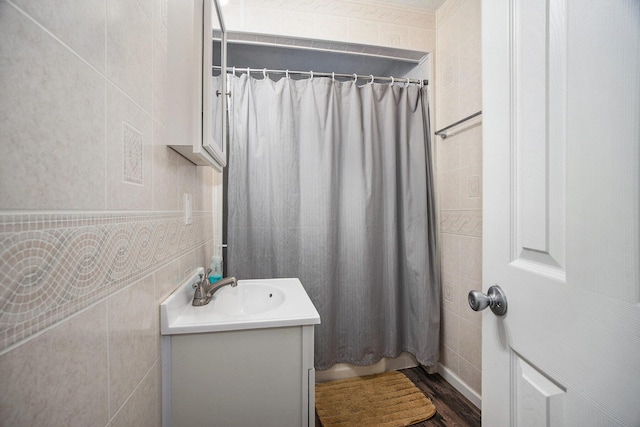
[192,270,238,306]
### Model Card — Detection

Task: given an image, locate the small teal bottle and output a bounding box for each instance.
[209,255,223,283]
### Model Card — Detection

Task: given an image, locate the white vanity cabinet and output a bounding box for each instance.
[170,325,316,427]
[161,270,320,427]
[166,0,227,170]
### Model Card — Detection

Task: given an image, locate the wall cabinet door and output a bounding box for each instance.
[167,0,227,170]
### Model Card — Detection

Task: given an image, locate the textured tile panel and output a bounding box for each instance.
[440,209,482,237]
[0,212,212,352]
[123,122,144,185]
[467,176,480,198]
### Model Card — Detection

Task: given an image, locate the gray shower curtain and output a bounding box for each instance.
[227,73,440,370]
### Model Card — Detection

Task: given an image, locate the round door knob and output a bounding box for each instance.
[468,290,491,311]
[468,285,507,316]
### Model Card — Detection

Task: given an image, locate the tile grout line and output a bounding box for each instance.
[150,0,156,212]
[6,0,107,80]
[105,0,109,211]
[106,295,112,424]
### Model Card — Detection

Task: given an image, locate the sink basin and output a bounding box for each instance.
[160,268,320,335]
[212,282,285,315]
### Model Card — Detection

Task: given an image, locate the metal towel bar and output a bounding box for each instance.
[435,111,482,139]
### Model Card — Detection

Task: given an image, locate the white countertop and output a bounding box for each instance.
[160,268,321,335]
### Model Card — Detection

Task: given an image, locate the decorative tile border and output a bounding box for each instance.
[440,209,482,237]
[0,211,212,352]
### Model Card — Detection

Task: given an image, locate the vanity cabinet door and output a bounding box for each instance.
[170,327,307,427]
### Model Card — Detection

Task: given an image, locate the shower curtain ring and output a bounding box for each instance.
[310,71,314,81]
[369,75,374,84]
[389,76,394,86]
[247,67,251,77]
[332,72,335,82]
[286,69,289,79]
[353,73,358,82]
[232,66,236,76]
[405,78,410,88]
[263,68,268,79]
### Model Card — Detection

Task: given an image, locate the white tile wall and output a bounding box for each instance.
[107,278,158,416]
[222,0,437,53]
[109,363,160,427]
[0,2,106,210]
[435,0,483,396]
[0,0,215,425]
[11,0,107,72]
[152,123,180,211]
[0,302,110,426]
[106,0,153,111]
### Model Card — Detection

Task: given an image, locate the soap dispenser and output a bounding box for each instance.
[209,255,223,283]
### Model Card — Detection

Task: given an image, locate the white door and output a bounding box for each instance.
[482,0,640,425]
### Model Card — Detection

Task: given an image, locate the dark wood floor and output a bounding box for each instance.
[315,366,481,427]
[399,367,480,427]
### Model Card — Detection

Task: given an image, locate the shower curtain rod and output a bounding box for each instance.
[213,65,428,86]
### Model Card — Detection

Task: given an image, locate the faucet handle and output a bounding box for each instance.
[192,273,204,289]
[203,269,213,285]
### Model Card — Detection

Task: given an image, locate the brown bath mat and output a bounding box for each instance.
[315,371,437,427]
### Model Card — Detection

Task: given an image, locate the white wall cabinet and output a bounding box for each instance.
[167,0,227,170]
